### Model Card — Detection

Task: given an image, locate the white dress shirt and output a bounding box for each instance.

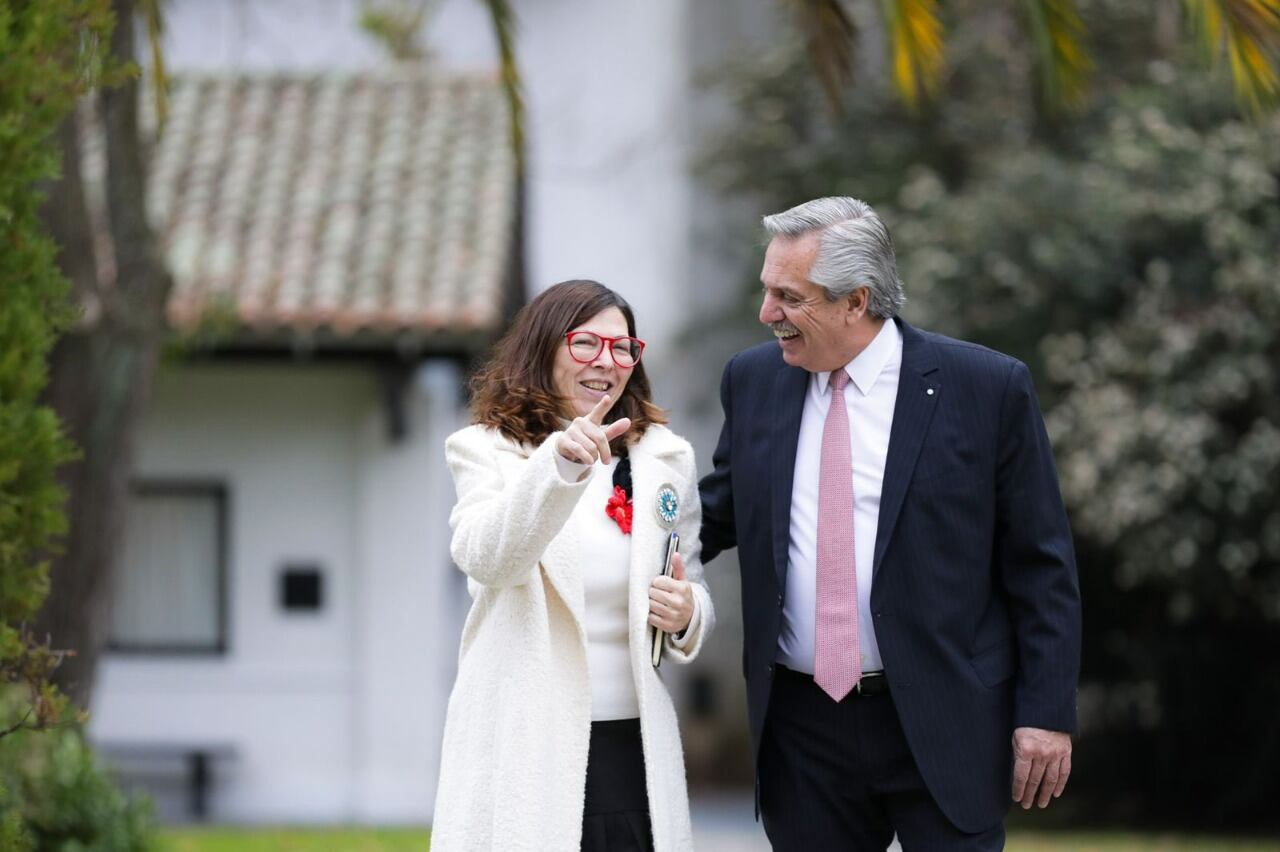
[777,319,902,675]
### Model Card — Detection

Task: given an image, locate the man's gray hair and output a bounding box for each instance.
[762,197,906,318]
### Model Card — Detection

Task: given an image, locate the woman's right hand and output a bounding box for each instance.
[556,395,631,465]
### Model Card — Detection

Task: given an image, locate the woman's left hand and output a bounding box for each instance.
[648,552,694,634]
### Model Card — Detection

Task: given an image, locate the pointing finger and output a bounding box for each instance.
[587,394,613,425]
[604,417,632,441]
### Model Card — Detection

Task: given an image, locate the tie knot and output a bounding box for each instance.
[829,369,850,393]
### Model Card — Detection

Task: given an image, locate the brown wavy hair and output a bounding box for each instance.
[469,279,667,450]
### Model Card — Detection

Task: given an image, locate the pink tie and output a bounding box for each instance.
[814,368,860,702]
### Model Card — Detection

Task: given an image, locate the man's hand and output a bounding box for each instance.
[1011,727,1071,809]
[555,395,631,466]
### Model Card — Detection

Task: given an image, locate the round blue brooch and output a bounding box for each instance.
[655,484,679,529]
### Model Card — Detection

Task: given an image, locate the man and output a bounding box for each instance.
[698,197,1081,850]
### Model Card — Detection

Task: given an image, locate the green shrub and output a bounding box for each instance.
[2,2,155,848]
[0,708,154,852]
[1,780,34,852]
[1,0,112,728]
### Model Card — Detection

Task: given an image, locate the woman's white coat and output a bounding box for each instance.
[430,423,714,852]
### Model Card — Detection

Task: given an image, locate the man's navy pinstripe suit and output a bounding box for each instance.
[698,317,1081,842]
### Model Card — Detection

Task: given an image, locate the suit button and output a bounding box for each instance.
[776,594,783,607]
[874,611,883,619]
[766,663,775,679]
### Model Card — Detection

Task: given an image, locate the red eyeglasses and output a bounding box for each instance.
[564,331,646,367]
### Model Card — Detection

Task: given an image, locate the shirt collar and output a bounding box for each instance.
[815,318,901,397]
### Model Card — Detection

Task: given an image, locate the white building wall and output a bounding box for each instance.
[350,360,469,822]
[92,361,465,823]
[515,0,691,368]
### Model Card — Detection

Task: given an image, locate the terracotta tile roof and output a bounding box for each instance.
[83,69,516,348]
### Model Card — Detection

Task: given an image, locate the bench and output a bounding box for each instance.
[96,741,238,820]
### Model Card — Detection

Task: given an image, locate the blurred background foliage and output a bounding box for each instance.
[2,1,157,847]
[699,0,1280,831]
[0,0,94,733]
[0,692,154,852]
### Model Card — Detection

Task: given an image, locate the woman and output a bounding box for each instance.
[431,280,714,852]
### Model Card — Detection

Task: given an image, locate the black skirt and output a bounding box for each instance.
[581,718,654,852]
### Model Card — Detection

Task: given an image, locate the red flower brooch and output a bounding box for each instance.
[605,485,634,535]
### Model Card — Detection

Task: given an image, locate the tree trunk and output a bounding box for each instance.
[36,0,173,709]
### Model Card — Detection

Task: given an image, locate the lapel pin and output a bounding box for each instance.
[655,483,679,530]
[927,388,935,395]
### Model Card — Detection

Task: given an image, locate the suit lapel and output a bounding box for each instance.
[771,363,808,591]
[872,319,940,580]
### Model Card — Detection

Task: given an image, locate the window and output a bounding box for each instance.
[110,482,228,654]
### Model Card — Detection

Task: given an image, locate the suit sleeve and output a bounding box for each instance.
[995,361,1082,733]
[665,447,716,663]
[697,354,739,564]
[445,427,592,589]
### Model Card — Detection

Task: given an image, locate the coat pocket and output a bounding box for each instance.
[970,639,1016,687]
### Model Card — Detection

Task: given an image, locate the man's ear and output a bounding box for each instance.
[846,287,869,320]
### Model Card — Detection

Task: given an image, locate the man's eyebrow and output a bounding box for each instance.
[764,281,803,295]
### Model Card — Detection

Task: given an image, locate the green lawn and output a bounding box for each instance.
[160,829,1277,851]
[162,829,430,852]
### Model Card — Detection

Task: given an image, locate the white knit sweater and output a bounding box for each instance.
[559,455,699,721]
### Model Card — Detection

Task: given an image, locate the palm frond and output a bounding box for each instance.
[785,0,857,115]
[1022,0,1092,111]
[136,0,168,127]
[481,0,524,177]
[1186,0,1280,113]
[357,0,436,61]
[878,0,944,109]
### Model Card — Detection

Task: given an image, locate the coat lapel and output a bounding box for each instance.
[627,428,688,661]
[771,364,808,591]
[872,319,940,580]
